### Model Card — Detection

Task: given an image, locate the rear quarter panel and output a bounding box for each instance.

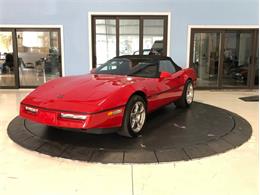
[184,68,197,81]
[170,68,197,103]
[179,68,197,86]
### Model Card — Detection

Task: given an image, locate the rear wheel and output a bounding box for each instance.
[118,95,146,137]
[175,80,194,108]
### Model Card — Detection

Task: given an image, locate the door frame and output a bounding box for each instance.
[187,25,259,89]
[0,25,64,89]
[0,28,18,89]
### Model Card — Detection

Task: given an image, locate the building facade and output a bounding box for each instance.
[0,0,258,88]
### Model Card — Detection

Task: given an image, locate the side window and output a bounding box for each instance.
[132,64,158,78]
[159,60,176,74]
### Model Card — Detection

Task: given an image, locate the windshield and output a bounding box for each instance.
[95,58,159,78]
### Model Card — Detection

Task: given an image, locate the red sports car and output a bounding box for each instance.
[20,55,196,137]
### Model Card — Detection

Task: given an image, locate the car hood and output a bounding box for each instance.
[21,74,142,113]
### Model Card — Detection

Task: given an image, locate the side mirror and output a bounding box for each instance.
[90,68,96,74]
[160,71,171,79]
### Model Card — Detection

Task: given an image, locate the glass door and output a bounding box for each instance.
[95,19,116,67]
[0,30,16,87]
[0,28,62,89]
[222,32,253,87]
[190,29,257,88]
[16,30,61,87]
[119,19,139,55]
[191,32,221,87]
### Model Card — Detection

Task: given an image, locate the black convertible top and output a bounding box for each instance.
[115,55,172,61]
[95,55,182,78]
[114,55,182,71]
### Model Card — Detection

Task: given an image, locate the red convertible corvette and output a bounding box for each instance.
[20,55,196,137]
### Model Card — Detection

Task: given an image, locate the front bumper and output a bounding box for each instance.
[20,104,125,131]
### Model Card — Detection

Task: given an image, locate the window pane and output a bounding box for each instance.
[143,19,164,55]
[96,19,116,66]
[17,31,61,86]
[159,60,176,73]
[119,19,139,55]
[222,32,252,87]
[0,31,15,87]
[132,64,158,78]
[192,32,220,87]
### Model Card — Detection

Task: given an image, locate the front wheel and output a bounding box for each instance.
[175,80,194,108]
[118,95,146,137]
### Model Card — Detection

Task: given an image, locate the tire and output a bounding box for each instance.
[118,95,146,138]
[175,80,194,108]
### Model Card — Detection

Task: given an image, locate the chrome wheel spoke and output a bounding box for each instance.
[186,83,194,104]
[130,101,146,133]
[138,106,144,113]
[134,104,139,113]
[131,119,136,129]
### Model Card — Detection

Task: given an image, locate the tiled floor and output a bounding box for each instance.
[0,89,258,195]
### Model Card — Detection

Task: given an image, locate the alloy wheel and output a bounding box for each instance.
[130,101,146,133]
[186,82,194,104]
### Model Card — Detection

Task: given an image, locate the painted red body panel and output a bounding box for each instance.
[20,68,196,131]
